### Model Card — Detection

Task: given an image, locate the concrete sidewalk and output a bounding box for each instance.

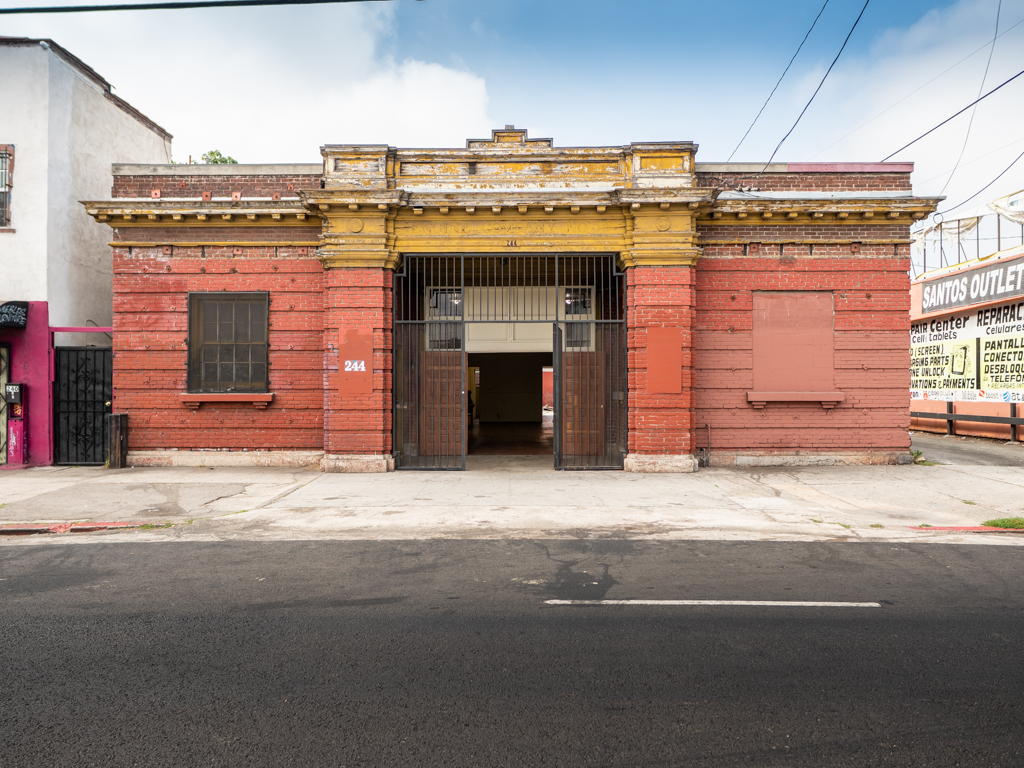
[2,434,1023,544]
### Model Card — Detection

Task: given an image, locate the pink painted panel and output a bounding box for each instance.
[752,292,834,393]
[646,327,683,394]
[0,301,52,466]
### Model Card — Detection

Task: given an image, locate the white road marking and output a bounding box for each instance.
[544,599,882,607]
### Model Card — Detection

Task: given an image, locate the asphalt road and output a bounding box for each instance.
[2,540,1022,767]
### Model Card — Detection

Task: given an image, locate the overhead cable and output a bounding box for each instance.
[0,0,394,14]
[940,0,1002,195]
[810,13,1024,159]
[934,146,1024,217]
[727,0,831,162]
[758,0,872,173]
[880,65,1024,161]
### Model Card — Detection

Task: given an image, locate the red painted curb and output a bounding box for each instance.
[0,522,157,536]
[909,526,1024,532]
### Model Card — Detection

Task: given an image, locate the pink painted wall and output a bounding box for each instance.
[0,301,52,466]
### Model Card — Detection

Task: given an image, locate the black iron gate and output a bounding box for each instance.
[55,347,112,465]
[0,344,8,464]
[393,254,626,470]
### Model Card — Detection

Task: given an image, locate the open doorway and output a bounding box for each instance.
[467,352,552,455]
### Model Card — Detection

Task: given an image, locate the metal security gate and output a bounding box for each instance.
[553,320,627,469]
[0,345,8,464]
[55,347,112,465]
[393,254,626,470]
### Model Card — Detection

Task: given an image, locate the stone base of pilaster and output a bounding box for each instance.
[127,450,324,468]
[320,453,395,473]
[623,453,699,473]
[712,450,913,467]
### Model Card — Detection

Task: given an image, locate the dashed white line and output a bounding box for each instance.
[544,599,882,607]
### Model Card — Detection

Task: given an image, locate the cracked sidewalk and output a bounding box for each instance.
[1,434,1024,544]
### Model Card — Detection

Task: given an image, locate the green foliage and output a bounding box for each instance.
[982,517,1024,529]
[202,150,238,165]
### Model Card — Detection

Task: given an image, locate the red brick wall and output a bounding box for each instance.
[113,227,320,243]
[696,172,912,192]
[694,246,912,454]
[323,268,393,455]
[112,245,325,451]
[627,266,696,454]
[113,175,320,199]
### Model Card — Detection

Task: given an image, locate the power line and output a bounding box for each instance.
[939,0,1002,195]
[759,0,871,173]
[935,146,1024,217]
[0,0,395,14]
[727,0,831,162]
[880,65,1024,161]
[810,13,1024,159]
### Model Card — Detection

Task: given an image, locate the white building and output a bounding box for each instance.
[0,37,172,466]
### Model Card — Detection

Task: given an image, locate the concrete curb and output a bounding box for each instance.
[910,526,1024,533]
[0,522,157,536]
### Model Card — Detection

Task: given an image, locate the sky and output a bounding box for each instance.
[4,0,1024,223]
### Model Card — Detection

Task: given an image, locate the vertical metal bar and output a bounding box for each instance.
[461,252,466,470]
[947,400,954,436]
[553,322,561,469]
[1011,403,1018,444]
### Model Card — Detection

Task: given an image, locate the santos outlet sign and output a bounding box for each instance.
[911,297,1024,402]
[920,253,1024,314]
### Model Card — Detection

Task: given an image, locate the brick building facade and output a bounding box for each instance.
[84,129,939,471]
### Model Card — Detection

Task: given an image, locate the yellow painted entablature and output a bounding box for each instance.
[82,129,941,270]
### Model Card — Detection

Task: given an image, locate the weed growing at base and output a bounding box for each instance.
[982,517,1024,529]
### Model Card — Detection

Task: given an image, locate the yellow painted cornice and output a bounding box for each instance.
[700,196,941,224]
[82,199,317,227]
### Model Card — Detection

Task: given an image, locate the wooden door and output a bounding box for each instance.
[561,350,605,459]
[418,350,464,459]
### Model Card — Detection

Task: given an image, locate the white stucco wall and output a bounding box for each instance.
[46,46,172,345]
[0,45,50,303]
[0,41,172,345]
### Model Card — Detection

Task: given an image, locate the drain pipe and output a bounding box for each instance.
[702,423,712,468]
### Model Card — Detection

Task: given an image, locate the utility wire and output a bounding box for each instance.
[940,0,1002,195]
[758,0,871,174]
[880,65,1024,161]
[0,0,394,14]
[727,0,831,162]
[934,146,1024,216]
[811,13,1024,159]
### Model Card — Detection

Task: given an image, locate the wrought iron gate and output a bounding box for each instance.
[393,254,626,470]
[0,344,8,464]
[55,347,112,465]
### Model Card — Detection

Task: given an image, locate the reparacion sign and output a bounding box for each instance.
[919,253,1024,314]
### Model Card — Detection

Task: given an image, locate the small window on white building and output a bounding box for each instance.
[0,146,12,227]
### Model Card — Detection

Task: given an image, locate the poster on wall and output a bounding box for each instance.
[911,298,1024,402]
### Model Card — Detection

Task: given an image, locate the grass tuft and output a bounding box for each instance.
[870,523,884,529]
[982,517,1024,529]
[962,500,977,505]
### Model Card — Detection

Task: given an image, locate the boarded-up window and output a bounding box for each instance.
[752,292,834,392]
[188,293,269,392]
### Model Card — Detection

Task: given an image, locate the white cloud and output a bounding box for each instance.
[751,0,1024,213]
[3,2,493,161]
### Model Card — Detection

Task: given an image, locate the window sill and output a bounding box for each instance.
[0,228,15,234]
[746,392,845,410]
[180,393,274,410]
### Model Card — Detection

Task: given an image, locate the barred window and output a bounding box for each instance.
[0,146,12,227]
[187,293,269,392]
